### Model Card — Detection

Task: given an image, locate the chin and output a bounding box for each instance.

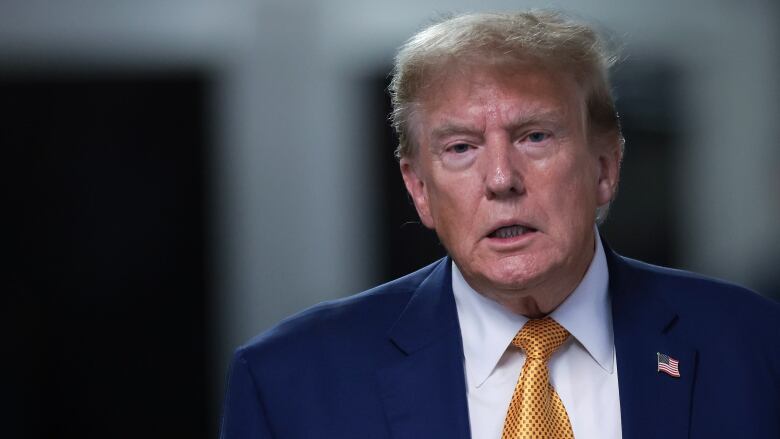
[478,255,550,292]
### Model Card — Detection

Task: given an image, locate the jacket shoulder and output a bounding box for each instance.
[612,254,780,333]
[617,254,775,305]
[235,259,443,362]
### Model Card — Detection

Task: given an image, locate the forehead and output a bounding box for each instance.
[412,62,586,138]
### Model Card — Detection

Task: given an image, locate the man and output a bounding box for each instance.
[220,11,780,438]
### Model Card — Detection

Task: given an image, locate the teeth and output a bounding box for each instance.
[493,225,527,238]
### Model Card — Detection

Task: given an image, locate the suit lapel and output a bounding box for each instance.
[607,247,697,439]
[377,258,471,439]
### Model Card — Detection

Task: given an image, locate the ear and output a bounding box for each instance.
[399,157,435,229]
[595,136,623,206]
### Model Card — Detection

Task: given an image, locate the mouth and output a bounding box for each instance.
[487,224,538,239]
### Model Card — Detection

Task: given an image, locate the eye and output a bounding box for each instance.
[440,142,478,169]
[527,132,549,143]
[449,143,472,153]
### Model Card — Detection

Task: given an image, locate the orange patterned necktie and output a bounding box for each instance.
[501,317,574,439]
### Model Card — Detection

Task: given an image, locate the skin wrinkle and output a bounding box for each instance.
[400,63,621,317]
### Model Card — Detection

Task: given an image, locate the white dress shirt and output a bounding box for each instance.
[452,234,622,439]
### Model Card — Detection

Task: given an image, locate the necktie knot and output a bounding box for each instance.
[512,317,569,360]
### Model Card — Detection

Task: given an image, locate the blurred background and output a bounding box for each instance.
[3,0,779,437]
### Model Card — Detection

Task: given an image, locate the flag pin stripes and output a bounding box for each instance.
[657,352,680,378]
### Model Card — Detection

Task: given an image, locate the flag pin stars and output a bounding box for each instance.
[657,352,681,378]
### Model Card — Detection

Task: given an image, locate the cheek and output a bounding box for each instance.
[539,158,599,225]
[427,175,481,235]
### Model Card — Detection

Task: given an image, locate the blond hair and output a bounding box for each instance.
[389,11,622,159]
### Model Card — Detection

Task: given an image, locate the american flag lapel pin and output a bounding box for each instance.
[657,352,681,378]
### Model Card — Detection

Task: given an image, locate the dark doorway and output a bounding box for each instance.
[3,71,213,438]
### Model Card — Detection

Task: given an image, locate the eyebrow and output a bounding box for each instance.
[429,123,483,142]
[506,110,566,129]
[428,110,566,143]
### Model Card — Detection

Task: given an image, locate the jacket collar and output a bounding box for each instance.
[378,258,471,439]
[386,258,461,354]
[606,241,697,439]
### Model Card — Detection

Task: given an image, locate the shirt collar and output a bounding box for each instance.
[452,229,614,388]
[549,232,614,373]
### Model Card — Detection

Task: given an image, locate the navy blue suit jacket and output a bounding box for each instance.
[220,247,780,438]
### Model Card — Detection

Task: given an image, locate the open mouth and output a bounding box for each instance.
[488,225,537,239]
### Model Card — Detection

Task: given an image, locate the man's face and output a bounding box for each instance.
[400,64,621,306]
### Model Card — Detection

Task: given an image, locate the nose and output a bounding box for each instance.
[484,140,523,199]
